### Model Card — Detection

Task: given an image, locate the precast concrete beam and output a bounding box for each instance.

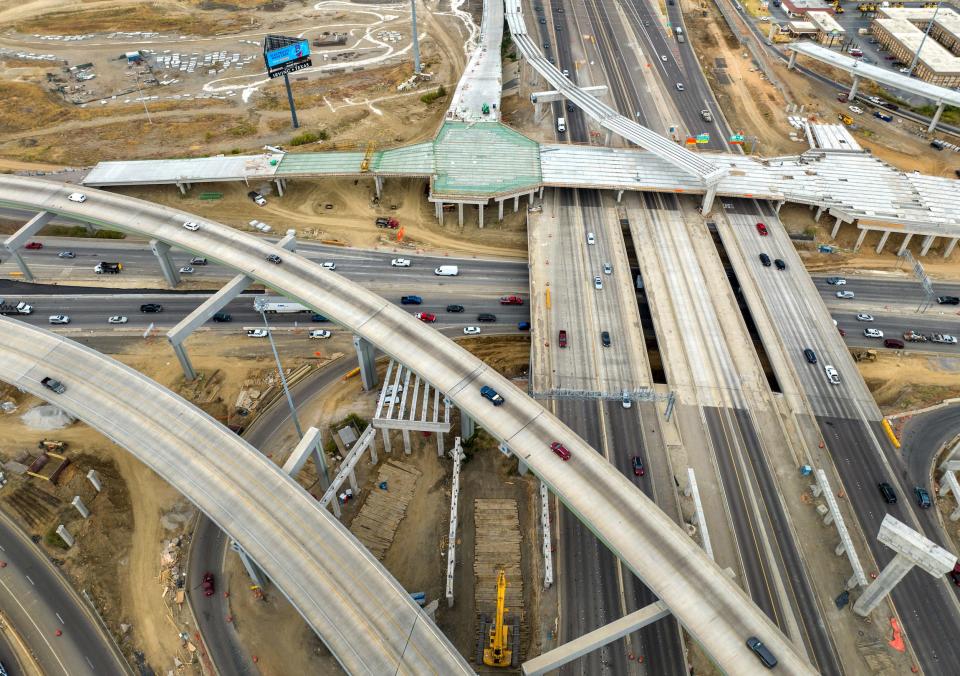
[150,239,180,287]
[945,237,959,258]
[831,217,843,239]
[529,85,608,104]
[353,335,378,390]
[701,183,718,216]
[541,481,553,589]
[898,232,914,256]
[854,228,868,251]
[875,230,891,254]
[941,471,960,520]
[318,426,377,517]
[522,602,670,675]
[446,437,463,608]
[687,468,714,560]
[921,234,937,256]
[817,470,867,587]
[3,210,53,251]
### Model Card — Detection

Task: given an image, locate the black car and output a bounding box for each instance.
[311,314,330,322]
[477,313,496,322]
[446,304,465,313]
[937,295,960,305]
[803,348,817,364]
[601,330,611,347]
[191,257,208,265]
[931,139,946,151]
[265,254,282,264]
[746,637,778,669]
[212,312,232,322]
[915,486,932,508]
[140,303,163,313]
[566,102,574,112]
[878,482,897,504]
[759,253,771,267]
[774,258,786,270]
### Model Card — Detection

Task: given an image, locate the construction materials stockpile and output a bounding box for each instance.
[474,499,525,661]
[350,460,421,560]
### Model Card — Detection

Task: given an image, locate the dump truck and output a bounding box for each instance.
[903,330,928,342]
[0,301,33,315]
[851,348,878,362]
[94,262,122,274]
[838,113,854,125]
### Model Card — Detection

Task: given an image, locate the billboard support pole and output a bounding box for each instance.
[410,0,421,74]
[283,71,300,129]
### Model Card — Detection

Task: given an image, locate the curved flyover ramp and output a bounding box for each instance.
[0,175,816,674]
[0,317,471,675]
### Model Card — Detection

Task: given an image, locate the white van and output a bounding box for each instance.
[434,265,459,276]
[557,117,566,133]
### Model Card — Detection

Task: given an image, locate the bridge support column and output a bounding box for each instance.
[788,50,798,69]
[775,199,785,214]
[402,429,412,455]
[701,182,718,216]
[353,335,378,391]
[150,239,180,287]
[230,539,266,588]
[281,426,328,491]
[529,190,536,204]
[71,496,90,519]
[522,602,670,675]
[9,250,33,281]
[498,198,504,221]
[814,206,824,222]
[375,176,384,200]
[686,468,714,560]
[875,230,891,254]
[56,525,75,548]
[603,130,612,146]
[928,101,946,133]
[616,190,623,203]
[898,232,914,256]
[478,203,484,229]
[176,182,187,195]
[461,412,475,439]
[854,228,868,251]
[946,237,959,258]
[458,202,464,227]
[831,217,843,239]
[275,178,284,197]
[381,428,393,456]
[171,342,197,381]
[435,201,444,225]
[848,75,861,101]
[921,235,937,256]
[514,194,520,212]
[853,515,956,617]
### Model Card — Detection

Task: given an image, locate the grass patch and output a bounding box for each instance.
[44,226,125,239]
[323,412,369,455]
[11,4,249,36]
[290,129,329,146]
[44,525,70,550]
[1,82,70,133]
[420,85,448,105]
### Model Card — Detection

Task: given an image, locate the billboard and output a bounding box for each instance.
[265,40,310,68]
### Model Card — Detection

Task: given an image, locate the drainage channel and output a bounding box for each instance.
[705,221,782,393]
[619,215,667,384]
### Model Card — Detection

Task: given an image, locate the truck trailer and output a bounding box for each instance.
[255,297,310,314]
[0,301,33,315]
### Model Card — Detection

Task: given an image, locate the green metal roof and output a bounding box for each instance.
[431,122,541,198]
[374,142,434,175]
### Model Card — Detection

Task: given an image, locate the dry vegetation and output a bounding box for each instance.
[11,2,253,36]
[859,352,960,414]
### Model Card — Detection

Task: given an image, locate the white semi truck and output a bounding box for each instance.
[255,296,310,314]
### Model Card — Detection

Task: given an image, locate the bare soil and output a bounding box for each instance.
[858,351,960,414]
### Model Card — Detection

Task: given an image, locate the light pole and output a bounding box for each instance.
[410,0,422,74]
[255,299,303,438]
[908,1,941,77]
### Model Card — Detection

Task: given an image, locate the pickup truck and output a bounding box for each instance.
[903,330,928,342]
[931,334,958,344]
[41,377,66,394]
[0,301,33,315]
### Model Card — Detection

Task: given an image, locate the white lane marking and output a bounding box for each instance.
[56,612,65,624]
[0,576,70,674]
[25,574,34,585]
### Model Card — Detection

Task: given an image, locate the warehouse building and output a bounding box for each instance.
[872,7,960,86]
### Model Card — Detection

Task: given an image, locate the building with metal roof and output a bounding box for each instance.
[781,0,835,17]
[806,11,846,46]
[873,7,960,86]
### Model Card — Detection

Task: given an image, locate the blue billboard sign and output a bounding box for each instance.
[265,40,310,68]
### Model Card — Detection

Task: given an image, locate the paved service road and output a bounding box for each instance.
[0,176,819,674]
[0,510,129,675]
[0,317,472,675]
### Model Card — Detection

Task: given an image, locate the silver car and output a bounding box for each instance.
[594,275,603,290]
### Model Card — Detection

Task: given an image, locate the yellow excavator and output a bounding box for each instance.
[480,569,519,668]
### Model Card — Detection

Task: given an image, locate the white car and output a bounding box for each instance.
[309,329,332,339]
[587,232,596,245]
[48,314,70,324]
[932,334,958,344]
[322,261,336,271]
[856,313,874,322]
[836,291,855,299]
[594,275,603,290]
[182,221,200,231]
[391,258,411,268]
[824,365,841,385]
[107,315,128,324]
[67,192,86,203]
[246,328,269,338]
[603,263,613,275]
[621,392,632,409]
[463,326,481,335]
[864,328,884,338]
[179,266,194,274]
[257,223,272,233]
[848,105,864,115]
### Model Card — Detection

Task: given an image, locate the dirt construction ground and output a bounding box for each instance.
[856,351,960,415]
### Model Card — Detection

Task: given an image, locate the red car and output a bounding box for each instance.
[500,295,524,305]
[415,312,437,323]
[950,563,960,586]
[632,456,645,476]
[202,572,215,597]
[24,242,43,250]
[558,329,567,348]
[755,222,768,236]
[838,327,846,337]
[550,441,571,461]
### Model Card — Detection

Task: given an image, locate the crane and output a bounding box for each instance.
[482,569,514,667]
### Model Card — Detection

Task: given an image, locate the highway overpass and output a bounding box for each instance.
[0,174,818,673]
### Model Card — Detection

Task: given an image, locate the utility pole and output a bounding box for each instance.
[410,0,422,74]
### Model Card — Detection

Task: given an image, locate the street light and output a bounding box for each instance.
[908,1,941,78]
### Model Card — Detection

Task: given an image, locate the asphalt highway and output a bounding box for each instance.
[0,510,129,675]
